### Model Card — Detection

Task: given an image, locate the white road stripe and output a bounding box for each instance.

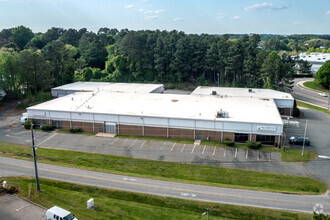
[224,148,226,157]
[13,131,30,135]
[319,155,330,159]
[110,137,118,145]
[37,133,57,146]
[121,138,128,146]
[212,147,216,156]
[130,139,137,147]
[234,148,237,158]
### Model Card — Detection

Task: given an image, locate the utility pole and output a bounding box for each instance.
[31,123,40,192]
[284,118,289,152]
[202,208,210,220]
[302,119,308,156]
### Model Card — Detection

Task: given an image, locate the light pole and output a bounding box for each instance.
[302,119,308,156]
[31,123,40,192]
[202,208,210,220]
[217,73,220,87]
[284,117,289,152]
[328,85,329,110]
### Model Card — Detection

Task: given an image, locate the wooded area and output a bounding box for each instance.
[0,26,328,99]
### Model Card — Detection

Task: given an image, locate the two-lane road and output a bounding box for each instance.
[1,157,329,214]
[292,78,329,108]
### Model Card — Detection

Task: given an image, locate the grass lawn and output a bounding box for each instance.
[3,177,313,220]
[281,147,318,162]
[0,142,327,195]
[303,81,329,93]
[297,100,330,114]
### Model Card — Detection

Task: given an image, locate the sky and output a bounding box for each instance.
[0,0,329,34]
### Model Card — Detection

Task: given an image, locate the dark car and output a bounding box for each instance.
[289,136,310,146]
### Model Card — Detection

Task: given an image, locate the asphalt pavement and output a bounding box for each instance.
[1,156,329,215]
[292,78,329,108]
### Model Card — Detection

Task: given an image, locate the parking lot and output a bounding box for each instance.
[1,126,282,166]
[0,194,45,220]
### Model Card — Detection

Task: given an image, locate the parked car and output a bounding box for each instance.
[46,206,77,220]
[289,136,310,146]
[318,93,328,97]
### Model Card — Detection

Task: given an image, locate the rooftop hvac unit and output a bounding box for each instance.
[216,110,229,118]
[211,91,217,95]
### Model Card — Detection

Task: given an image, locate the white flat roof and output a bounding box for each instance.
[192,86,293,100]
[52,82,164,94]
[28,91,283,125]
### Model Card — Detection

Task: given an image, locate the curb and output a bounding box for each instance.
[297,80,329,94]
[296,99,328,110]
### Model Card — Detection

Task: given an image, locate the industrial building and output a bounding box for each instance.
[27,82,292,146]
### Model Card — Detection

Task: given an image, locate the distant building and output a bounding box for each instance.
[27,82,295,146]
[298,52,330,73]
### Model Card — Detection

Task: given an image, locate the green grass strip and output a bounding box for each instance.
[297,100,330,114]
[303,81,329,93]
[281,148,318,162]
[0,142,327,195]
[3,177,313,220]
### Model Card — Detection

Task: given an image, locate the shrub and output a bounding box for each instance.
[246,141,262,149]
[223,138,234,147]
[41,124,54,131]
[69,128,83,133]
[166,83,175,89]
[24,121,32,129]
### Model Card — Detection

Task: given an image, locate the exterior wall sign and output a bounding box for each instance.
[257,126,276,131]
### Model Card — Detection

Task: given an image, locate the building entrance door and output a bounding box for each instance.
[105,122,116,134]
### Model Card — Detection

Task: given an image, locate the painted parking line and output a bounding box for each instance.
[191,144,196,153]
[37,133,57,146]
[121,138,128,146]
[140,140,146,149]
[130,139,137,147]
[246,149,248,159]
[212,147,216,156]
[224,148,226,157]
[160,142,165,150]
[170,143,176,151]
[202,145,206,155]
[111,138,118,145]
[13,130,30,135]
[257,150,260,160]
[181,144,186,152]
[234,148,238,158]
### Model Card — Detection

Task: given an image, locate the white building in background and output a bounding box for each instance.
[298,52,330,73]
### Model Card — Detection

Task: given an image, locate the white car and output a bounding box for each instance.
[318,93,328,97]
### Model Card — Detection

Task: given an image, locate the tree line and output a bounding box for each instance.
[1,26,321,99]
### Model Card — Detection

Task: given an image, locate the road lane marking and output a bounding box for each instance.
[212,147,216,156]
[202,145,206,155]
[319,155,330,159]
[37,133,57,146]
[181,144,186,152]
[191,145,196,153]
[140,140,146,149]
[170,143,176,151]
[6,161,316,206]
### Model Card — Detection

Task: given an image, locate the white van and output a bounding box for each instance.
[46,206,78,220]
[20,112,28,125]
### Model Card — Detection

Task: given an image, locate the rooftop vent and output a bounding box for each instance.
[248,88,253,93]
[216,110,229,118]
[211,91,217,95]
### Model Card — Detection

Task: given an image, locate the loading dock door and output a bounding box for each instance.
[105,122,116,134]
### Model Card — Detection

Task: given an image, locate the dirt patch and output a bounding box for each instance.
[0,101,25,129]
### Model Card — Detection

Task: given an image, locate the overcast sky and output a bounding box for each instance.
[0,0,329,34]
